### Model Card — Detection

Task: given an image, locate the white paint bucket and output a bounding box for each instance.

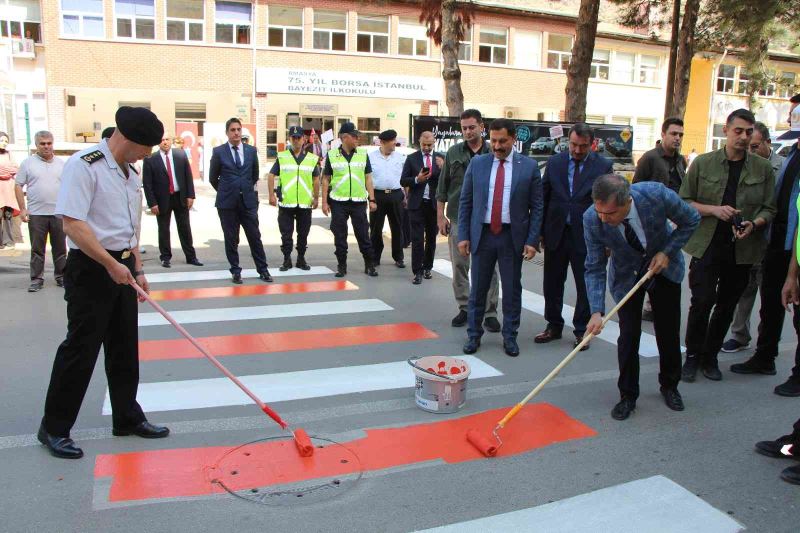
[408,356,471,414]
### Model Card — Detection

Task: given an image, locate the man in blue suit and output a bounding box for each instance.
[537,123,613,350]
[209,117,271,284]
[584,175,700,420]
[458,118,543,357]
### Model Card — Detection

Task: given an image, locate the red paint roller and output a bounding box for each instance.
[467,270,655,458]
[131,281,314,457]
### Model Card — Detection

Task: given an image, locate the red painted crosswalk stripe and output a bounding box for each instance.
[148,280,358,301]
[139,322,438,361]
[94,403,597,503]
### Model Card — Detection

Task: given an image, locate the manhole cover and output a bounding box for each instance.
[209,434,363,506]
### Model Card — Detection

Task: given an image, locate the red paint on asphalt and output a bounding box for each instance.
[148,280,358,301]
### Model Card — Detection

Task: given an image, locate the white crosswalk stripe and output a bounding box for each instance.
[146,266,332,284]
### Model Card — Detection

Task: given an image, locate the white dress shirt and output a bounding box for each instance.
[620,199,647,248]
[159,149,180,192]
[368,148,406,190]
[484,154,513,224]
[229,142,244,167]
[418,150,434,199]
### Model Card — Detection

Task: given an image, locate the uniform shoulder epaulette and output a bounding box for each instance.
[81,150,105,165]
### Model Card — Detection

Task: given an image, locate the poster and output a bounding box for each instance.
[175,122,201,179]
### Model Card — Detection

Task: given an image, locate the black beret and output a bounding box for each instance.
[101,126,115,140]
[378,129,397,141]
[115,106,164,146]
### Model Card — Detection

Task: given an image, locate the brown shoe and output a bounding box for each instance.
[534,328,562,344]
[574,336,590,351]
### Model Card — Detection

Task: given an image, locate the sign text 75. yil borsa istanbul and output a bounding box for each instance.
[255,68,442,101]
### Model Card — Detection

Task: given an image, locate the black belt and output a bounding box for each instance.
[106,249,133,259]
[483,223,511,229]
[376,188,401,194]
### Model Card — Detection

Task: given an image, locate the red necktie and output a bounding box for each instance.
[425,153,431,170]
[490,159,505,235]
[165,152,174,194]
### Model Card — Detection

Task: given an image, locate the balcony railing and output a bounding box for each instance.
[10,38,35,59]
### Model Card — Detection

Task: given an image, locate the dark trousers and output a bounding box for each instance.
[467,225,523,341]
[401,202,411,247]
[617,274,683,400]
[28,214,66,282]
[278,206,312,257]
[156,193,196,263]
[685,243,751,366]
[543,229,590,336]
[330,200,373,264]
[369,189,404,263]
[409,199,437,274]
[217,195,268,275]
[754,248,800,377]
[42,250,145,437]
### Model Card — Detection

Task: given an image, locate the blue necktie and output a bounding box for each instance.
[622,219,645,253]
[233,145,241,167]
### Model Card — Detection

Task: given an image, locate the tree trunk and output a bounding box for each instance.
[441,0,464,116]
[564,0,601,122]
[664,0,680,120]
[670,0,700,119]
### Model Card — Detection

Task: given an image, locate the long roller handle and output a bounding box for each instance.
[496,270,655,429]
[131,282,289,430]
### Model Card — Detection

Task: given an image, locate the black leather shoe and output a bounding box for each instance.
[395,260,406,268]
[113,421,170,439]
[730,355,776,375]
[484,317,501,332]
[423,269,432,279]
[702,363,723,381]
[259,270,274,283]
[279,257,292,272]
[56,278,64,288]
[296,256,310,270]
[365,264,378,277]
[534,328,562,344]
[28,281,44,293]
[463,337,481,354]
[781,464,800,485]
[187,258,204,266]
[161,260,171,268]
[682,356,699,382]
[232,273,243,284]
[504,338,520,357]
[451,310,468,327]
[755,434,798,459]
[335,263,347,278]
[574,335,590,351]
[412,273,422,285]
[611,398,636,420]
[775,376,800,397]
[660,387,685,411]
[37,424,83,459]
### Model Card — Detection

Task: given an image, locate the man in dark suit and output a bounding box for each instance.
[209,117,271,284]
[458,118,543,357]
[142,134,202,268]
[401,131,442,284]
[537,123,613,350]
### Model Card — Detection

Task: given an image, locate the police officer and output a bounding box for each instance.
[37,107,169,459]
[321,122,378,277]
[268,126,320,271]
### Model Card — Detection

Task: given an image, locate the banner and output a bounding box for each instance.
[175,122,201,179]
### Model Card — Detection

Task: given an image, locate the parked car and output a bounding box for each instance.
[530,137,557,154]
[605,138,631,157]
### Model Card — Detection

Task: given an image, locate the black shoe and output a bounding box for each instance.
[702,363,723,381]
[484,317,501,332]
[112,421,170,439]
[755,434,798,459]
[423,269,432,279]
[451,310,468,327]
[279,257,292,272]
[161,260,171,268]
[412,273,422,285]
[660,387,685,411]
[365,264,378,277]
[296,256,310,270]
[781,464,800,485]
[775,376,800,397]
[335,263,347,278]
[574,335,590,351]
[259,270,273,282]
[395,260,406,268]
[28,281,44,293]
[37,424,83,459]
[534,328,562,343]
[232,273,243,284]
[187,258,204,266]
[503,338,520,357]
[730,355,776,375]
[56,278,64,288]
[682,356,699,383]
[463,337,481,354]
[611,398,636,420]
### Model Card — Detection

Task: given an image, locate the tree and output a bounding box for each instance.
[564,0,601,122]
[419,1,474,116]
[670,0,700,119]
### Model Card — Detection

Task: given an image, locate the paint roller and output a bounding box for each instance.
[467,270,655,457]
[131,281,314,457]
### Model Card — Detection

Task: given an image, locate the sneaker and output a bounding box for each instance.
[682,355,699,383]
[721,339,751,353]
[775,376,800,397]
[755,434,798,459]
[28,281,44,293]
[730,355,776,375]
[451,310,468,327]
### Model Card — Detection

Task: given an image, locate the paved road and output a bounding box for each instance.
[0,183,796,532]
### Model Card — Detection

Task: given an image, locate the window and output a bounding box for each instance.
[458,26,472,62]
[590,49,610,80]
[610,116,631,125]
[717,64,735,93]
[513,30,541,69]
[612,52,635,83]
[398,20,428,57]
[639,54,659,85]
[265,114,278,159]
[3,1,42,42]
[779,72,797,98]
[313,10,346,51]
[166,0,204,42]
[759,70,777,97]
[175,102,206,135]
[547,34,572,70]
[115,0,155,40]
[61,0,104,38]
[215,1,251,44]
[634,118,657,150]
[478,27,507,64]
[711,124,726,150]
[356,15,389,54]
[737,70,750,95]
[357,117,380,144]
[268,6,302,48]
[119,100,151,109]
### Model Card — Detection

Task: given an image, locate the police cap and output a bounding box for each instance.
[338,122,360,136]
[115,106,164,146]
[288,125,304,138]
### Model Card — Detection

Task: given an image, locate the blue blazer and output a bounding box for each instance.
[458,151,543,255]
[209,143,260,209]
[583,182,700,314]
[542,150,613,251]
